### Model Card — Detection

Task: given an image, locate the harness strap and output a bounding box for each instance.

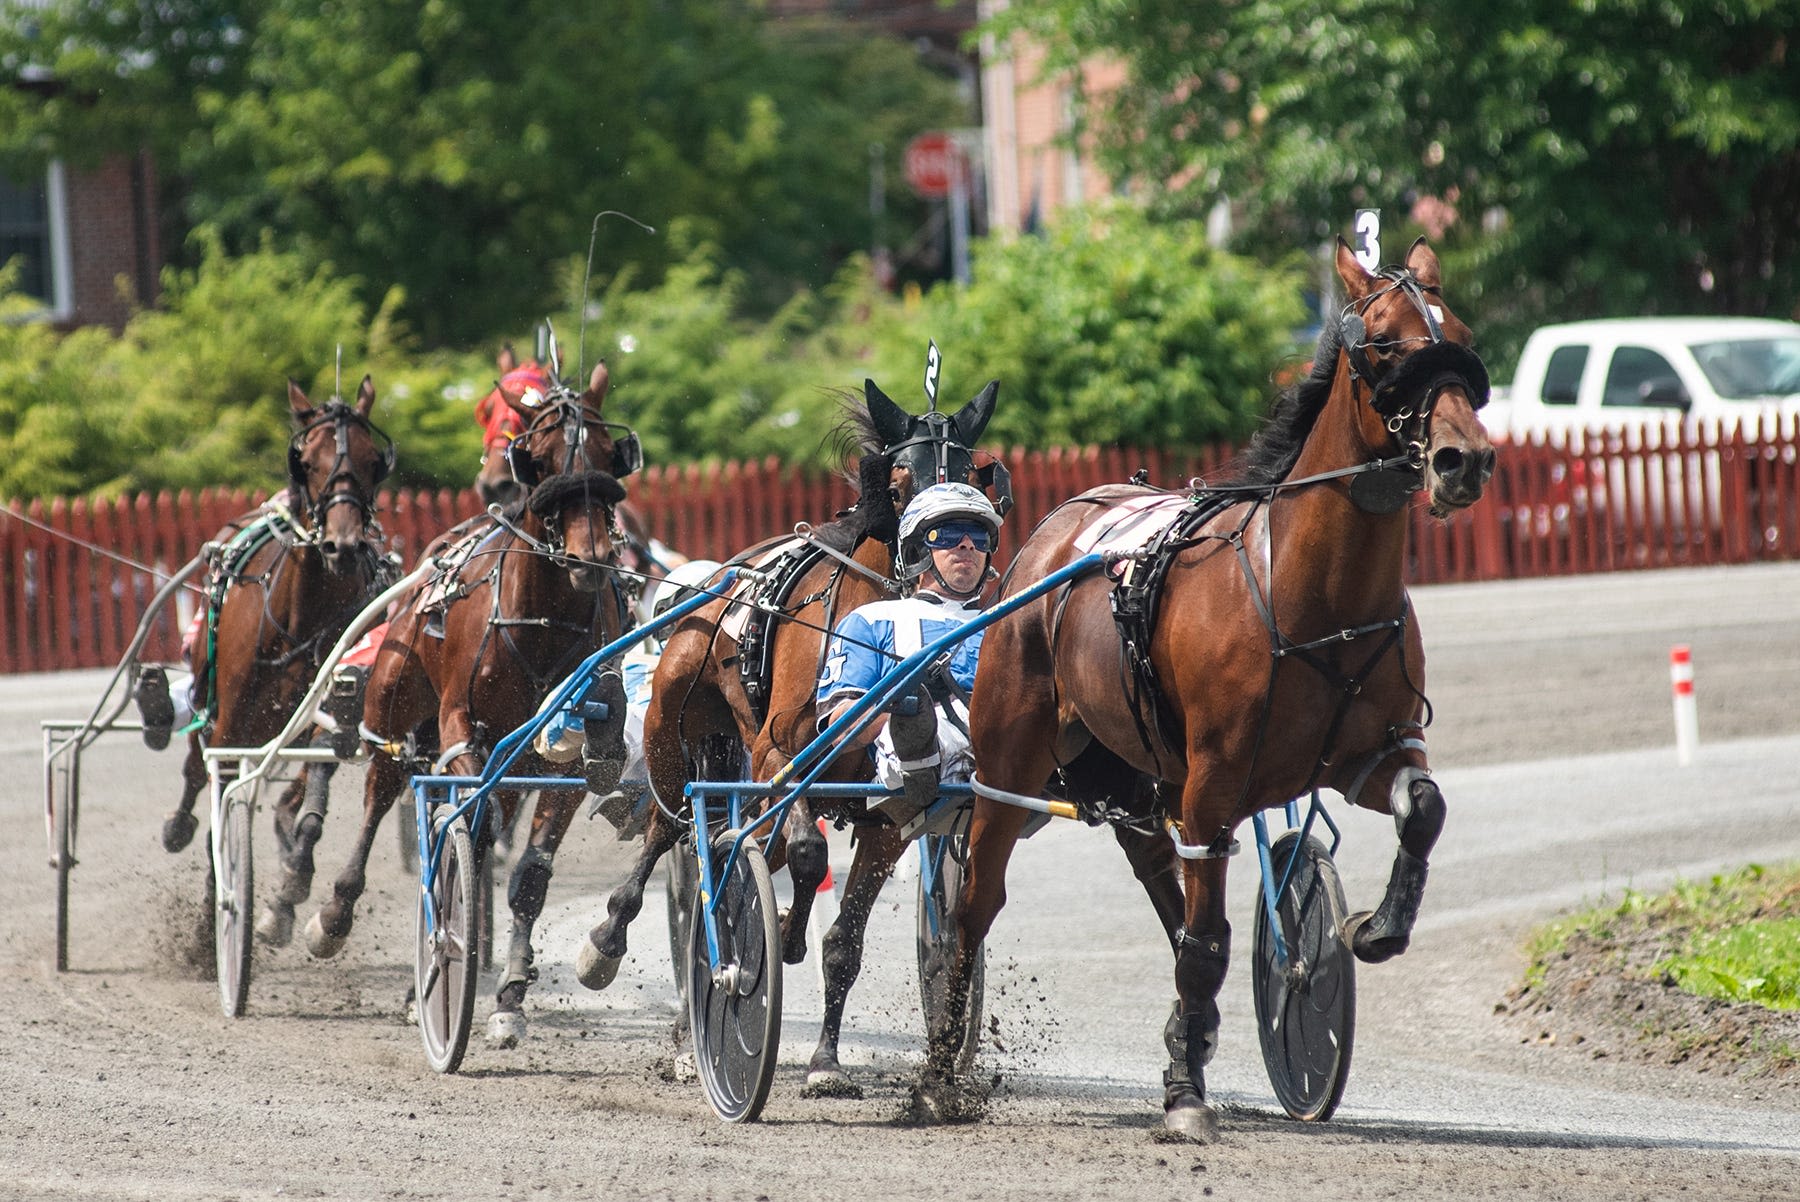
[793,521,898,593]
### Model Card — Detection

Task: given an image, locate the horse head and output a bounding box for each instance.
[286,375,393,575]
[1335,237,1495,515]
[862,377,1010,519]
[524,469,627,593]
[493,361,642,506]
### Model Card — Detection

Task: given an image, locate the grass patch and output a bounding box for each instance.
[1513,862,1800,1078]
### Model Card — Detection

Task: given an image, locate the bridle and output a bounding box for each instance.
[504,384,643,490]
[886,412,1015,517]
[286,401,394,537]
[1336,268,1491,513]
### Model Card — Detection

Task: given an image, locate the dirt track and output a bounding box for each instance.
[4,562,1800,1201]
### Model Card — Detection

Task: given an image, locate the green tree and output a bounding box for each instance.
[988,1,1800,364]
[913,204,1308,449]
[0,0,965,345]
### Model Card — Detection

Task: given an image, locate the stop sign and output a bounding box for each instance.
[904,132,960,198]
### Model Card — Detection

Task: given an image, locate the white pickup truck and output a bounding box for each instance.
[1485,316,1800,440]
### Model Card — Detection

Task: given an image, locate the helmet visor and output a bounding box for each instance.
[921,520,994,552]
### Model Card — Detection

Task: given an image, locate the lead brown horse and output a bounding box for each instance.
[475,348,674,613]
[919,238,1496,1140]
[572,376,1007,1092]
[158,378,394,946]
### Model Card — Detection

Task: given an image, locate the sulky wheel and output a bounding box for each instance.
[214,796,256,1018]
[666,839,697,1000]
[915,830,984,1074]
[415,816,480,1074]
[1252,829,1356,1122]
[52,756,78,973]
[686,830,782,1123]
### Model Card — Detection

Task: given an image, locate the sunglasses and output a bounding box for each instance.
[922,520,994,552]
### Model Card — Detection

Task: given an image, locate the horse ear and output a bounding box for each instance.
[585,360,610,408]
[355,374,376,417]
[1335,236,1376,302]
[287,378,312,419]
[1404,236,1442,288]
[951,380,999,447]
[864,379,911,446]
[498,343,517,374]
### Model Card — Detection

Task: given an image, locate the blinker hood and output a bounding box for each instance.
[1371,341,1490,418]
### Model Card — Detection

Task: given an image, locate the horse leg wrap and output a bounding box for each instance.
[296,763,332,842]
[581,669,628,796]
[1170,927,1230,1079]
[498,919,538,1010]
[134,665,176,751]
[886,689,940,824]
[508,845,555,925]
[1392,774,1446,861]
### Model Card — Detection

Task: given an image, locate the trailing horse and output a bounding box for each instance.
[157,377,395,950]
[918,238,1495,1140]
[573,375,1009,1094]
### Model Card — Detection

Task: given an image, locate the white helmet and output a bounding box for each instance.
[896,482,1002,582]
[650,558,724,621]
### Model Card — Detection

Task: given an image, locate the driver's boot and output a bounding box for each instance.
[879,687,939,828]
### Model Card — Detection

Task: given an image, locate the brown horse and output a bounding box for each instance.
[257,363,632,949]
[918,238,1496,1140]
[157,378,394,938]
[572,376,1006,1094]
[474,349,674,609]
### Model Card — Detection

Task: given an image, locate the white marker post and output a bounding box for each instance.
[1670,645,1698,766]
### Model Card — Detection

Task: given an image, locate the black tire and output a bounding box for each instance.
[915,830,984,1074]
[1252,830,1355,1122]
[52,756,77,973]
[214,795,255,1018]
[687,830,782,1123]
[416,816,480,1074]
[666,841,697,1000]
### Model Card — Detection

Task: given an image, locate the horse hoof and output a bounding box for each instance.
[304,912,347,960]
[1163,1097,1221,1143]
[486,1009,526,1048]
[162,811,198,853]
[1340,910,1409,964]
[255,902,294,948]
[801,1068,863,1100]
[574,934,622,991]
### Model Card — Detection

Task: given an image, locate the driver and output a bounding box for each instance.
[815,482,1003,825]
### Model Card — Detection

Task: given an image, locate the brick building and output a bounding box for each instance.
[0,147,163,332]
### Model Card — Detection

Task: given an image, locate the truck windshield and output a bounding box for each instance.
[1690,337,1800,399]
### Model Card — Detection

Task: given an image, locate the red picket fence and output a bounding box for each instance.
[5,422,1798,674]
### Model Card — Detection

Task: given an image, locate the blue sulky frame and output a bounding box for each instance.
[683,548,1337,981]
[408,569,736,949]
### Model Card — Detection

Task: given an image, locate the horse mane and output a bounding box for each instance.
[525,470,627,521]
[1219,319,1345,487]
[821,388,885,489]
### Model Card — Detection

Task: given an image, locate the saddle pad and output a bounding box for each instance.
[414,523,504,614]
[1071,494,1192,577]
[718,537,806,644]
[341,622,388,669]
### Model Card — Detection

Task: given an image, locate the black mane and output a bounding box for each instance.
[821,388,886,489]
[1219,320,1344,488]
